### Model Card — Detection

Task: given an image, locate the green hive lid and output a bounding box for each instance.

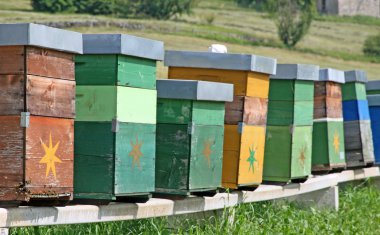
[164,50,277,75]
[83,34,164,60]
[367,95,380,106]
[319,68,345,84]
[157,79,233,102]
[366,80,380,91]
[0,23,83,54]
[270,64,319,81]
[344,70,368,83]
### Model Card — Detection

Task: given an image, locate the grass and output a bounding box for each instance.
[11,182,380,234]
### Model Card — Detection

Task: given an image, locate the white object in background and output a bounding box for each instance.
[208,44,227,53]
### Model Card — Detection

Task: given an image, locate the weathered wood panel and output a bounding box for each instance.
[0,46,24,75]
[26,47,74,80]
[155,124,190,191]
[114,123,155,195]
[25,116,74,198]
[225,96,268,125]
[360,121,375,163]
[314,97,343,119]
[168,67,249,96]
[189,125,224,190]
[26,75,75,118]
[157,99,192,124]
[0,75,24,114]
[314,81,342,99]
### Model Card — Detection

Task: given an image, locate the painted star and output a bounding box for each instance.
[39,133,62,179]
[129,136,143,169]
[202,139,214,168]
[247,145,257,173]
[333,131,340,154]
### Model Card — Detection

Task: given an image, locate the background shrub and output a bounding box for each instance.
[363,34,380,57]
[31,0,76,13]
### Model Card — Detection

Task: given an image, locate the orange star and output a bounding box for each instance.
[39,133,62,179]
[129,136,143,169]
[299,145,307,168]
[333,131,340,154]
[202,139,214,168]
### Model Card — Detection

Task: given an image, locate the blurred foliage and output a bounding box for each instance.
[364,34,380,57]
[31,0,197,19]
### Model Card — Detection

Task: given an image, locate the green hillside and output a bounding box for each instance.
[1,0,379,79]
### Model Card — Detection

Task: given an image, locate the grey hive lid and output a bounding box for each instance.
[318,68,345,83]
[367,95,380,106]
[270,64,319,81]
[344,70,368,83]
[83,34,164,60]
[157,79,233,102]
[366,80,380,91]
[164,50,277,75]
[0,23,83,54]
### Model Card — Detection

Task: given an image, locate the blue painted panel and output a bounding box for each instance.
[369,106,380,164]
[343,100,370,121]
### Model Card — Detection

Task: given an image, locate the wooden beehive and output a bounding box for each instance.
[164,51,277,189]
[342,70,375,168]
[74,34,163,202]
[0,23,82,205]
[264,64,319,183]
[366,80,380,95]
[155,80,233,195]
[367,95,380,165]
[312,69,346,172]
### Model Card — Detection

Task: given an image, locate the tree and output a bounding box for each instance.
[275,0,315,48]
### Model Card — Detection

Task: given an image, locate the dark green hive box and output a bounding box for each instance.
[74,34,164,202]
[155,79,233,195]
[342,70,367,101]
[312,69,346,172]
[264,64,319,183]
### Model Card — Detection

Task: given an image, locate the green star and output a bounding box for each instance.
[247,146,256,173]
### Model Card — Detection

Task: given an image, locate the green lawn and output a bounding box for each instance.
[11,182,380,234]
[0,0,380,79]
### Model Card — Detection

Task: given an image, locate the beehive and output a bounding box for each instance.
[312,69,346,172]
[264,64,319,183]
[367,95,380,165]
[165,51,277,189]
[155,80,233,195]
[366,80,380,95]
[74,34,163,202]
[0,23,82,205]
[342,70,375,168]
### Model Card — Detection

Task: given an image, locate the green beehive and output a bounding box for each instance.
[74,34,164,202]
[155,79,233,196]
[264,64,319,183]
[312,69,346,172]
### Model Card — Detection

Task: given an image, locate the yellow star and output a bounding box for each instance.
[129,136,143,169]
[202,139,213,168]
[39,133,62,179]
[333,131,340,154]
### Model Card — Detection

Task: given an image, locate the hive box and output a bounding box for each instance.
[264,64,319,183]
[155,80,233,195]
[74,34,163,201]
[0,23,82,204]
[366,80,380,95]
[165,51,277,189]
[367,95,380,165]
[342,70,375,168]
[312,69,346,172]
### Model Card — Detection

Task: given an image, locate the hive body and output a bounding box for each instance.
[165,51,276,189]
[0,23,82,204]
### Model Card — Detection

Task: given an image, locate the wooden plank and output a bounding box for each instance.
[25,116,74,199]
[155,124,190,191]
[0,46,24,75]
[168,67,249,96]
[314,97,343,119]
[246,72,269,98]
[243,97,268,125]
[114,123,155,195]
[359,121,375,163]
[26,46,75,80]
[314,81,342,99]
[192,101,225,126]
[237,125,265,186]
[26,75,75,118]
[157,99,192,124]
[225,96,244,124]
[0,75,24,115]
[189,125,224,190]
[344,121,362,150]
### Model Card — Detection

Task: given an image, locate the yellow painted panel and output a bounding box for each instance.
[168,67,248,96]
[246,72,270,98]
[237,125,265,186]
